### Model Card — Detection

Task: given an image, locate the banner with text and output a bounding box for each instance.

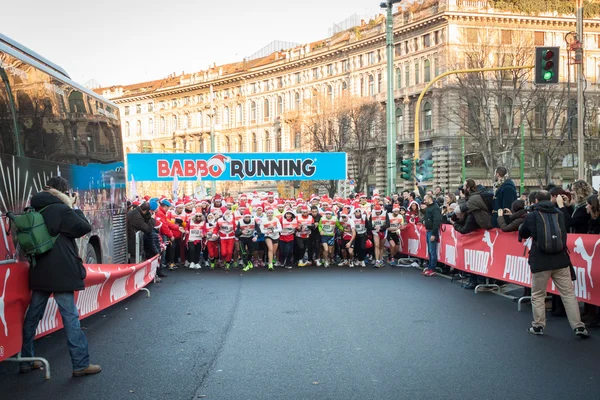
[127,152,348,181]
[0,256,159,362]
[398,224,600,306]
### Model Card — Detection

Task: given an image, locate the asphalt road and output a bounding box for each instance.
[1,265,599,400]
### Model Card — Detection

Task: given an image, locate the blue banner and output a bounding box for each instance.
[126,152,347,181]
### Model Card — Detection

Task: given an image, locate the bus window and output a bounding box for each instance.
[0,64,19,157]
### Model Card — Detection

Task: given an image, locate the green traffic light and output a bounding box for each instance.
[543,71,554,81]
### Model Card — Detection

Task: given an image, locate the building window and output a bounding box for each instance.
[223,106,230,127]
[535,31,545,46]
[263,99,270,121]
[225,136,231,152]
[342,59,350,72]
[197,112,203,128]
[424,34,431,48]
[172,99,178,108]
[148,118,154,136]
[172,115,178,132]
[424,59,431,82]
[405,65,410,87]
[277,96,283,116]
[360,77,365,96]
[395,44,402,57]
[434,57,440,77]
[415,61,420,85]
[236,104,243,124]
[395,107,403,137]
[294,131,301,149]
[252,132,257,152]
[237,134,243,152]
[465,28,478,43]
[396,67,402,89]
[534,99,545,130]
[160,117,166,133]
[251,101,257,123]
[277,76,283,88]
[313,67,320,80]
[294,72,301,84]
[368,52,375,65]
[501,30,513,45]
[136,120,141,136]
[250,83,256,94]
[327,64,333,76]
[342,81,348,93]
[148,103,154,112]
[264,80,271,91]
[276,130,282,152]
[327,85,334,102]
[125,121,130,137]
[422,101,432,131]
[294,92,301,110]
[124,106,130,115]
[264,131,271,152]
[377,73,382,93]
[136,104,141,114]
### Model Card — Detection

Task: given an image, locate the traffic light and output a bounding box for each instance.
[535,47,559,84]
[400,159,413,181]
[415,159,434,182]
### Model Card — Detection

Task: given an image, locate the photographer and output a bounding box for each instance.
[518,190,588,338]
[497,200,526,232]
[20,177,102,377]
[451,179,492,234]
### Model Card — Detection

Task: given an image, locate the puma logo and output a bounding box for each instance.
[573,237,600,289]
[0,269,9,336]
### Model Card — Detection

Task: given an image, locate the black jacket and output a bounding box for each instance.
[493,179,517,212]
[569,204,590,234]
[497,209,527,232]
[453,212,481,234]
[588,216,600,234]
[423,202,441,239]
[518,201,570,273]
[460,188,493,230]
[143,222,162,258]
[127,206,153,257]
[30,190,92,292]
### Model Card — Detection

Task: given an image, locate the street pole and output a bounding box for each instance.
[461,134,466,183]
[209,84,217,195]
[520,122,525,195]
[576,0,585,180]
[383,0,398,196]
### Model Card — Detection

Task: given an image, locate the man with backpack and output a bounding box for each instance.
[19,177,102,376]
[518,190,589,338]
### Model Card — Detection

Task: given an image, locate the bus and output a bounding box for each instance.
[0,33,127,264]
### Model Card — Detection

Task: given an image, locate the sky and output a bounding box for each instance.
[1,0,384,87]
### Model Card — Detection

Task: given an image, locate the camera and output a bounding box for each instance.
[524,204,537,213]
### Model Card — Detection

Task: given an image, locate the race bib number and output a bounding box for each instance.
[189,229,202,240]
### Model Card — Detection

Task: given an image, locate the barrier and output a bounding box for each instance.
[0,256,159,368]
[398,224,600,307]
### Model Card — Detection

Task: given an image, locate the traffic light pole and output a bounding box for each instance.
[576,0,585,180]
[413,65,534,187]
[384,2,397,196]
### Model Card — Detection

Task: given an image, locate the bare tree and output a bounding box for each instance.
[447,28,535,178]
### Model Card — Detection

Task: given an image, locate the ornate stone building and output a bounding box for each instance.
[99,0,600,195]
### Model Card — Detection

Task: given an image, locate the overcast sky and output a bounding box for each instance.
[1,0,384,87]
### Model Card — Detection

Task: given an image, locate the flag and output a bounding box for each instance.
[172,175,179,202]
[194,171,207,200]
[130,174,138,200]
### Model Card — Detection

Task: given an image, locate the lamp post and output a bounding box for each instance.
[206,84,217,195]
[380,0,401,196]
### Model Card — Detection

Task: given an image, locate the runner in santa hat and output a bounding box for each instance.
[212,209,236,270]
[295,205,314,267]
[183,198,195,220]
[261,207,282,270]
[235,209,260,272]
[265,191,276,206]
[309,206,322,266]
[317,208,339,268]
[279,208,297,268]
[337,208,355,267]
[352,207,370,268]
[274,199,286,218]
[253,203,266,267]
[370,204,388,268]
[187,212,207,269]
[385,203,406,266]
[211,194,227,218]
[205,213,219,269]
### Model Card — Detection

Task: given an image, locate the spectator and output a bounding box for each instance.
[144,217,168,278]
[401,190,410,209]
[549,187,573,226]
[520,192,529,203]
[422,194,442,277]
[127,202,153,263]
[569,180,593,233]
[587,194,600,234]
[20,176,102,377]
[434,186,444,197]
[518,190,588,338]
[497,199,526,232]
[492,167,518,228]
[406,201,420,224]
[454,179,493,233]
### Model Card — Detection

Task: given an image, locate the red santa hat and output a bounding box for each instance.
[324,208,332,214]
[175,200,184,207]
[267,191,274,197]
[132,200,141,206]
[301,205,309,212]
[213,194,222,201]
[374,204,383,212]
[243,209,251,216]
[143,195,151,201]
[392,203,400,212]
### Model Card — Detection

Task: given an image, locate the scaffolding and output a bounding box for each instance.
[246,41,301,61]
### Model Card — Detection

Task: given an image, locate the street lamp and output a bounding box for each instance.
[380,0,401,196]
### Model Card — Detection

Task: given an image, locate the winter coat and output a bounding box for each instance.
[452,212,481,234]
[29,190,92,292]
[497,209,527,232]
[127,206,153,258]
[569,203,590,234]
[588,216,600,234]
[143,223,162,258]
[518,201,570,273]
[493,179,517,213]
[459,189,493,230]
[423,202,442,240]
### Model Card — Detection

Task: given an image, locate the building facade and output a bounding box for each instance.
[99,0,600,196]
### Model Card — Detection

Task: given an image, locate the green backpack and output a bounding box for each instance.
[7,206,58,261]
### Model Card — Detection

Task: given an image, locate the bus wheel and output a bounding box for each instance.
[86,243,99,264]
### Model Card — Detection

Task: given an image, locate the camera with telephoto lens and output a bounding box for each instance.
[524,204,537,213]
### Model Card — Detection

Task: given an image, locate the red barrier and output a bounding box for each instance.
[0,257,159,363]
[399,224,600,306]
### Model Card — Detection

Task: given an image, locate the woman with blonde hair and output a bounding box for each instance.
[569,180,593,234]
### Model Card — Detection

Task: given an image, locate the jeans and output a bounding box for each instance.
[21,291,90,371]
[426,231,438,271]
